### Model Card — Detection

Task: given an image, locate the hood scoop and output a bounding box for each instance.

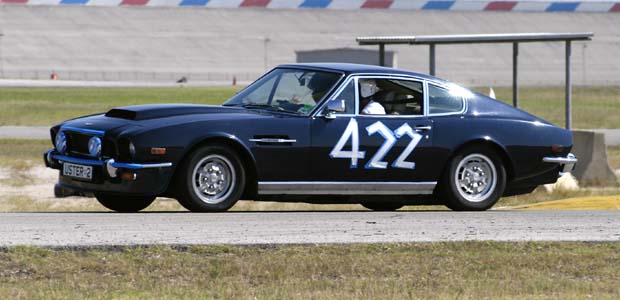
[106,109,137,120]
[105,104,236,121]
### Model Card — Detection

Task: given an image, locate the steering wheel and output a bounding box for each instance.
[276,99,304,111]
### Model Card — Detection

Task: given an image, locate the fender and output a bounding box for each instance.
[451,136,516,181]
[178,132,259,199]
[184,131,257,164]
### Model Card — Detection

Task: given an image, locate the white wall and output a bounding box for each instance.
[0,6,618,86]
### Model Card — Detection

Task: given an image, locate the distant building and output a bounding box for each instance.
[296,48,397,68]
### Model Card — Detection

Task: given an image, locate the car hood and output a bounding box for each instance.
[104,104,237,121]
[56,104,280,138]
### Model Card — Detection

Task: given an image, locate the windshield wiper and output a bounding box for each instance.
[241,104,304,115]
[241,103,274,109]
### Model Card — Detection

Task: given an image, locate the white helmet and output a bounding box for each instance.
[360,79,379,98]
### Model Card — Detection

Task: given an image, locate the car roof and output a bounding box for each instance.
[277,63,442,82]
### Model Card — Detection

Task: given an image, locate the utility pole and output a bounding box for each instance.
[0,31,4,79]
[264,37,271,72]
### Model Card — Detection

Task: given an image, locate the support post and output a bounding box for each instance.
[512,42,519,107]
[565,40,572,129]
[0,32,4,79]
[378,43,385,66]
[429,43,436,76]
[263,37,270,72]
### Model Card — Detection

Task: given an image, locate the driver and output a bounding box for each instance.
[359,79,386,115]
[291,73,333,113]
[309,73,333,102]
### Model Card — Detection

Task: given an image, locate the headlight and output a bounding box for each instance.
[55,131,67,154]
[129,142,136,158]
[88,136,102,157]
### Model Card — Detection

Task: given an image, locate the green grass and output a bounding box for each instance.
[0,86,619,127]
[0,87,241,126]
[0,139,51,187]
[473,86,620,129]
[0,139,50,168]
[0,243,618,299]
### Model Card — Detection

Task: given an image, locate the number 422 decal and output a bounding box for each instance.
[329,119,423,169]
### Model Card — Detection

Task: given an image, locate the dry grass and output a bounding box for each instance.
[0,243,618,300]
[0,139,50,161]
[1,139,620,212]
[511,195,620,210]
[0,195,187,213]
[496,187,620,208]
[608,146,620,170]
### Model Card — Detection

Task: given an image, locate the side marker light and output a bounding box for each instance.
[151,148,166,155]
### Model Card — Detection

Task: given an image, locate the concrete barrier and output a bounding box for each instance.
[571,130,618,186]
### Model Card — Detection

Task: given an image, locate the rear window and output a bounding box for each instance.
[428,84,464,115]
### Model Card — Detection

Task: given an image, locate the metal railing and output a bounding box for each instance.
[357,32,594,129]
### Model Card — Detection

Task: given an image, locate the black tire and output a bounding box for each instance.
[95,194,156,212]
[175,145,245,212]
[361,202,404,211]
[439,145,506,211]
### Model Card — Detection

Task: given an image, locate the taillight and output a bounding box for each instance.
[551,145,564,153]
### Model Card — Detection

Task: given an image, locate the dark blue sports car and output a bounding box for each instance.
[44,63,577,212]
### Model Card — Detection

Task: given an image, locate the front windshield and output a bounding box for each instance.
[224,68,342,115]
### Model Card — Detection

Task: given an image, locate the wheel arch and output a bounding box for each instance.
[169,134,258,200]
[449,138,515,181]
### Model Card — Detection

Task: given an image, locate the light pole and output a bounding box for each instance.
[0,31,4,79]
[264,36,270,72]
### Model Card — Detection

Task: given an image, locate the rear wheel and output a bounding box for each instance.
[175,145,245,212]
[439,146,506,211]
[95,194,155,212]
[361,202,404,211]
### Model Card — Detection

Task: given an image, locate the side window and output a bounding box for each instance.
[358,78,424,116]
[428,84,464,115]
[327,79,356,115]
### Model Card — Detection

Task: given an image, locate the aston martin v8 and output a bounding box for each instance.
[44,63,577,212]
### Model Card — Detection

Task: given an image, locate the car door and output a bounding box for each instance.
[310,76,438,183]
[229,67,341,181]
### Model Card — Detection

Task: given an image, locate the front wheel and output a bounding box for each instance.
[95,194,156,212]
[175,145,246,212]
[439,146,506,211]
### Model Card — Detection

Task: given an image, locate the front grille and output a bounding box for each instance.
[67,132,91,156]
[102,137,117,157]
[65,131,114,158]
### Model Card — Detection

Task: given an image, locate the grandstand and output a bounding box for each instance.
[0,2,618,86]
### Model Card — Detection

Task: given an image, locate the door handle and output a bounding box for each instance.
[414,125,432,132]
[249,137,297,145]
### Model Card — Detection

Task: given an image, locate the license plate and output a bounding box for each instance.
[63,163,93,180]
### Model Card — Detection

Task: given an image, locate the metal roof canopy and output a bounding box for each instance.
[356,32,594,129]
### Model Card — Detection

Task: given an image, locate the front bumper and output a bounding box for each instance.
[542,153,578,175]
[44,150,174,196]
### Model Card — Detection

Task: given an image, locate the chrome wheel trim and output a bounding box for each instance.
[454,153,497,203]
[192,154,236,204]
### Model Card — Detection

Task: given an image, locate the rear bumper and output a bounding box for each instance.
[44,150,174,196]
[542,153,578,175]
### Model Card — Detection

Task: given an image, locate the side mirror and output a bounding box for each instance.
[325,100,346,119]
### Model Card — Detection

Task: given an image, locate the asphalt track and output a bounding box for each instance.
[0,211,618,247]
